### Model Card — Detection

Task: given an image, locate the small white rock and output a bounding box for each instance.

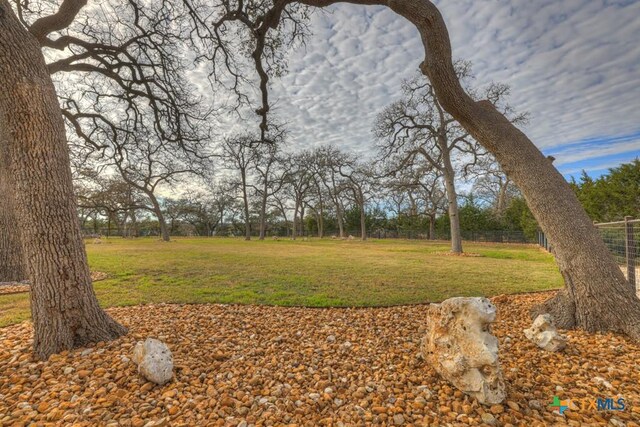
[132,338,173,385]
[524,314,567,352]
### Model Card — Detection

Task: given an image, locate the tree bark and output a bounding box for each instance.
[130,210,138,237]
[0,143,26,282]
[241,169,251,241]
[299,204,305,237]
[317,192,325,238]
[148,194,170,242]
[359,202,367,241]
[0,0,126,359]
[495,177,509,216]
[292,201,299,240]
[428,213,436,240]
[259,181,268,240]
[335,199,345,238]
[440,140,462,253]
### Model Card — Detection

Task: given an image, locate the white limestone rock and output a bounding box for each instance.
[421,297,505,405]
[132,338,174,385]
[524,314,567,352]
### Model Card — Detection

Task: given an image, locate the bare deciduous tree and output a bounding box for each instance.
[74,171,147,238]
[250,131,287,240]
[338,159,377,241]
[471,157,519,217]
[221,135,260,241]
[375,62,524,253]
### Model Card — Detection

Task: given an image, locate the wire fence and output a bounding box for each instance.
[538,217,639,290]
[84,226,534,244]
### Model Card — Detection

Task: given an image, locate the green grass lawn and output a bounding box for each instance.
[0,237,563,327]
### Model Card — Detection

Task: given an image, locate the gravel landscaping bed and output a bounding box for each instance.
[1,292,639,426]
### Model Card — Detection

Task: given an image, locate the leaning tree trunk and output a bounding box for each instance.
[0,1,127,359]
[440,139,462,253]
[0,145,26,282]
[384,0,640,338]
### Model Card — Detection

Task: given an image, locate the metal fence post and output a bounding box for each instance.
[625,216,637,290]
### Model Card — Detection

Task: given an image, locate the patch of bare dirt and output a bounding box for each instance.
[433,252,483,257]
[0,272,109,296]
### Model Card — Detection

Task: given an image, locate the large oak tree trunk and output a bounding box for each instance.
[0,144,26,282]
[0,0,127,359]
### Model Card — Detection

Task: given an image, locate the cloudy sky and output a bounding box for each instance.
[267,0,640,179]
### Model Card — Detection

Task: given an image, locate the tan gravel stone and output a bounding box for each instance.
[1,292,639,426]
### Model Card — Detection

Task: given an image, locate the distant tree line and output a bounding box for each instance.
[570,159,640,222]
[75,64,540,249]
[75,142,540,243]
[76,157,640,244]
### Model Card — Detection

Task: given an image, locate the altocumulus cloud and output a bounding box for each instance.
[269,0,640,176]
